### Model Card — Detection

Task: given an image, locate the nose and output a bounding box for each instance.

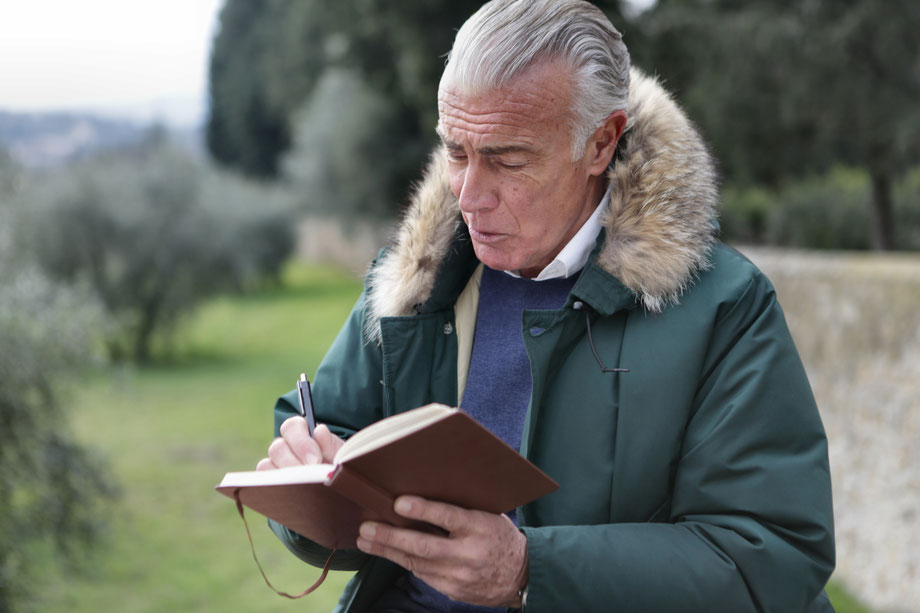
[456,160,499,214]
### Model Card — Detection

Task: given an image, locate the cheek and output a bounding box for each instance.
[447,168,464,199]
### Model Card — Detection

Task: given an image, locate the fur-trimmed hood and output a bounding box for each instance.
[365,68,718,342]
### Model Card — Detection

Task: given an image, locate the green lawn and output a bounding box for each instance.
[28,261,871,612]
[30,263,362,613]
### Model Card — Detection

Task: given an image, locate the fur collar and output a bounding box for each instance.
[365,69,718,342]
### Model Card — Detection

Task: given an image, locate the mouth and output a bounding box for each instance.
[466,226,506,244]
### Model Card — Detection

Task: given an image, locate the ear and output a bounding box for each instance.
[585,110,627,177]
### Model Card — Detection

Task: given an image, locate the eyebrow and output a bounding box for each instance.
[438,131,535,157]
[478,144,534,156]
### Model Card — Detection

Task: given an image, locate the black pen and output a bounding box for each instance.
[296,373,317,437]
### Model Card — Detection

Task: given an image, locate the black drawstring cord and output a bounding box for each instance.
[573,301,629,374]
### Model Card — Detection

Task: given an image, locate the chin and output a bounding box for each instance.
[480,259,515,272]
[472,242,539,274]
[472,248,513,272]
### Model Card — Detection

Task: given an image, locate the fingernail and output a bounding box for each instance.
[356,537,370,552]
[305,452,319,464]
[359,523,376,539]
[394,497,412,515]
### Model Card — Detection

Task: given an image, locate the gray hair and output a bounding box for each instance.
[439,0,631,160]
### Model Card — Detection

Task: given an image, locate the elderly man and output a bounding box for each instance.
[258,1,836,611]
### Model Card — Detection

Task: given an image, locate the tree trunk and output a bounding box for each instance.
[870,169,895,251]
[133,297,162,364]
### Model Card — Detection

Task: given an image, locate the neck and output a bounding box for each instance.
[585,174,608,213]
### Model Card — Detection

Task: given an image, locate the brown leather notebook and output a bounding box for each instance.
[216,404,559,550]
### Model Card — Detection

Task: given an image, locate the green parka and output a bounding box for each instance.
[270,70,835,613]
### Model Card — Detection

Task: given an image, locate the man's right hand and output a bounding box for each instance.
[256,417,345,470]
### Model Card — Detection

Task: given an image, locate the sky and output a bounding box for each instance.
[0,0,656,127]
[0,0,223,126]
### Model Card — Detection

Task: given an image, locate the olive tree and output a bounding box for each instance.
[0,150,115,613]
[21,135,296,362]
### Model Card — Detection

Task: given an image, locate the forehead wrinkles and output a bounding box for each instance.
[437,86,568,144]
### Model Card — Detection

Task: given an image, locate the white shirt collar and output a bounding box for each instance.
[505,185,610,281]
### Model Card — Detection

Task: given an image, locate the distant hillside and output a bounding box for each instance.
[0,111,201,167]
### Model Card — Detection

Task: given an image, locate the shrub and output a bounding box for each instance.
[894,166,920,250]
[0,153,116,612]
[18,137,296,362]
[766,168,872,250]
[719,184,773,244]
[721,166,920,250]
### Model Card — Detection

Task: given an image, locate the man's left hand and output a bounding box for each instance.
[355,496,528,608]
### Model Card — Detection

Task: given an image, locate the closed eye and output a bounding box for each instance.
[444,143,467,163]
[491,156,529,170]
[446,153,468,166]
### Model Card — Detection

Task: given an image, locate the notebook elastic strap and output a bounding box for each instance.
[233,488,336,599]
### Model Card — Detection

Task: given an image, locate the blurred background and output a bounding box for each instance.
[0,1,917,612]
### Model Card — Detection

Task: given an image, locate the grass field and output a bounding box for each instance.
[27,261,871,612]
[29,264,361,613]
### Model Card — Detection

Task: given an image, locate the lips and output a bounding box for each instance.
[466,226,506,244]
[462,212,509,244]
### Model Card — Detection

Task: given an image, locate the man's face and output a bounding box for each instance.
[437,61,604,277]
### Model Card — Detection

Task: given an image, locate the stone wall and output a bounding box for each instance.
[742,247,920,613]
[296,216,394,276]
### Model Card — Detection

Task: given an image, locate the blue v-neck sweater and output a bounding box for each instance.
[399,266,577,613]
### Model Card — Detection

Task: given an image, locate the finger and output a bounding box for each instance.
[279,416,323,464]
[358,521,451,561]
[267,436,305,468]
[359,542,455,583]
[357,535,424,574]
[313,424,345,463]
[353,536,466,602]
[393,496,468,533]
[255,457,274,471]
[356,534,456,583]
